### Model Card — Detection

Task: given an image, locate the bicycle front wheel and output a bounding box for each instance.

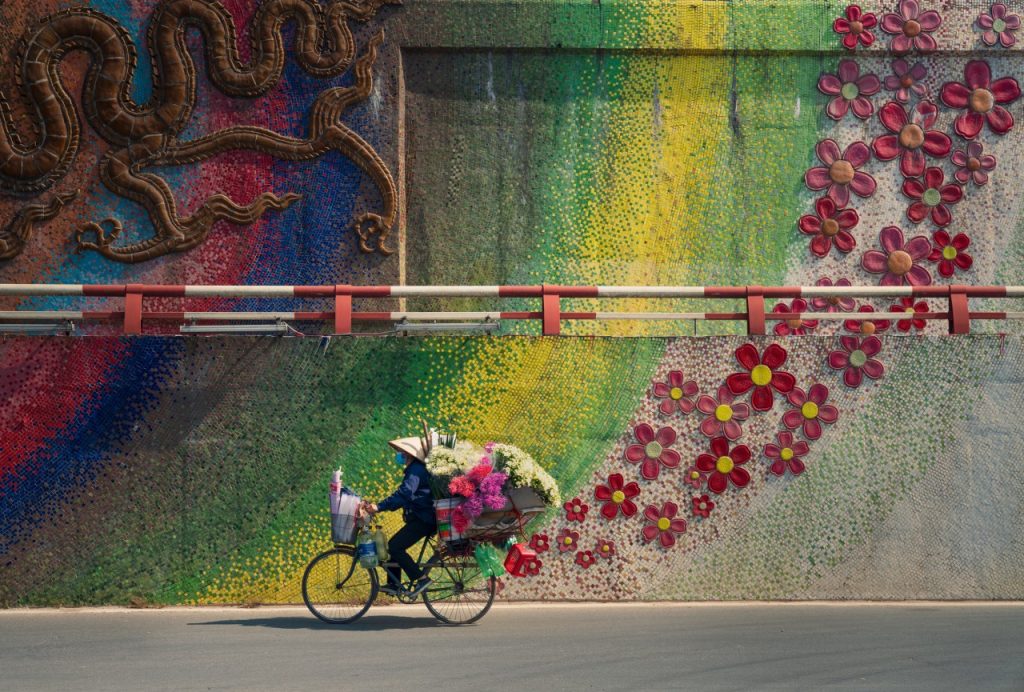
[422,550,496,625]
[302,546,378,624]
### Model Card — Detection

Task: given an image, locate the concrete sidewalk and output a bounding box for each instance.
[2,602,1023,691]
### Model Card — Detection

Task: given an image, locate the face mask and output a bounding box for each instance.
[395,452,407,465]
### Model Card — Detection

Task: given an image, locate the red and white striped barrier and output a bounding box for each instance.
[0,283,1021,335]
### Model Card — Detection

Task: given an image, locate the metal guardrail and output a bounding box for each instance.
[0,283,1021,335]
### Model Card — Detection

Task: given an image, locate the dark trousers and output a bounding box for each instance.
[386,516,435,587]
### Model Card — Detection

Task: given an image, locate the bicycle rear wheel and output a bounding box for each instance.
[422,550,496,625]
[302,546,378,624]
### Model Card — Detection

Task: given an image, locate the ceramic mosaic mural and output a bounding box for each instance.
[1,1,1023,605]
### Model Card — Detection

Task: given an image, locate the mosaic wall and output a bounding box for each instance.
[2,1,1024,604]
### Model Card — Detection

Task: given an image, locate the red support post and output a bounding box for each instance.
[124,284,143,335]
[334,285,352,335]
[542,292,561,336]
[949,285,970,334]
[746,286,766,336]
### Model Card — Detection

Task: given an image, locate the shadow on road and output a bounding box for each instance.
[188,615,445,631]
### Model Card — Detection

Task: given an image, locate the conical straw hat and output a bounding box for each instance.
[388,436,427,462]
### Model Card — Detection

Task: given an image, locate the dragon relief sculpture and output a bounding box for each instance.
[0,0,400,263]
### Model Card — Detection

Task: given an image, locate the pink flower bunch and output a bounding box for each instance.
[449,461,509,532]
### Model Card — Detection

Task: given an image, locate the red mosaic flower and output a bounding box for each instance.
[805,139,876,208]
[652,370,699,415]
[890,296,929,331]
[861,226,933,286]
[523,556,542,576]
[940,60,1021,138]
[625,424,681,480]
[881,0,942,54]
[764,431,811,477]
[978,4,1021,48]
[595,539,616,560]
[952,141,996,186]
[828,336,885,388]
[575,550,597,569]
[844,305,892,335]
[783,383,839,440]
[818,59,881,120]
[594,472,640,520]
[641,502,687,548]
[682,466,708,490]
[564,497,589,522]
[691,494,715,519]
[726,343,796,412]
[696,385,750,440]
[810,277,856,313]
[834,4,878,49]
[696,436,752,494]
[799,197,858,257]
[556,528,579,553]
[884,59,929,102]
[529,533,550,553]
[902,167,962,227]
[928,230,973,278]
[772,299,819,336]
[872,101,951,178]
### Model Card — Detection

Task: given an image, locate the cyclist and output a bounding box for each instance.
[362,436,436,597]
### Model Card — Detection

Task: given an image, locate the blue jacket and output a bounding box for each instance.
[377,460,437,526]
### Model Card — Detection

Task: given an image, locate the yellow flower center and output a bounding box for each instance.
[689,470,700,480]
[801,402,819,419]
[942,246,957,261]
[714,404,733,422]
[669,386,684,400]
[644,442,663,458]
[698,502,708,511]
[716,455,734,474]
[601,544,610,552]
[780,447,794,461]
[563,536,573,545]
[750,364,772,387]
[657,517,671,531]
[611,490,625,504]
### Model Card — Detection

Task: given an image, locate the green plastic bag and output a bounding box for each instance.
[474,543,506,578]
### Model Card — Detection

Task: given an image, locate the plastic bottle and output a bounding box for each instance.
[372,525,390,562]
[356,526,378,569]
[328,468,342,515]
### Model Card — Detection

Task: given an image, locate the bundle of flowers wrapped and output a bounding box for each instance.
[425,441,560,536]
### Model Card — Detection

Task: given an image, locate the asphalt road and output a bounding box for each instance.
[2,603,1022,691]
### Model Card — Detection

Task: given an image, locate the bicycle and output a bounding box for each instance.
[301,523,497,625]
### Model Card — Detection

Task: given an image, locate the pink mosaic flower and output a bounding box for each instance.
[940,60,1021,138]
[641,502,687,548]
[862,226,933,286]
[594,472,640,520]
[884,59,929,102]
[696,436,752,494]
[522,557,542,577]
[595,539,616,560]
[625,423,681,480]
[772,299,819,337]
[764,431,811,477]
[902,167,962,226]
[928,230,973,278]
[828,336,885,388]
[726,343,796,412]
[652,370,699,415]
[844,305,891,335]
[891,296,929,331]
[881,0,942,54]
[696,385,750,440]
[810,277,856,313]
[691,494,715,519]
[818,59,881,120]
[529,533,550,553]
[951,141,996,186]
[564,497,589,522]
[682,466,707,490]
[783,384,839,440]
[978,4,1021,47]
[799,197,858,257]
[834,4,878,49]
[805,139,876,208]
[872,101,951,178]
[556,528,579,553]
[575,550,597,569]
